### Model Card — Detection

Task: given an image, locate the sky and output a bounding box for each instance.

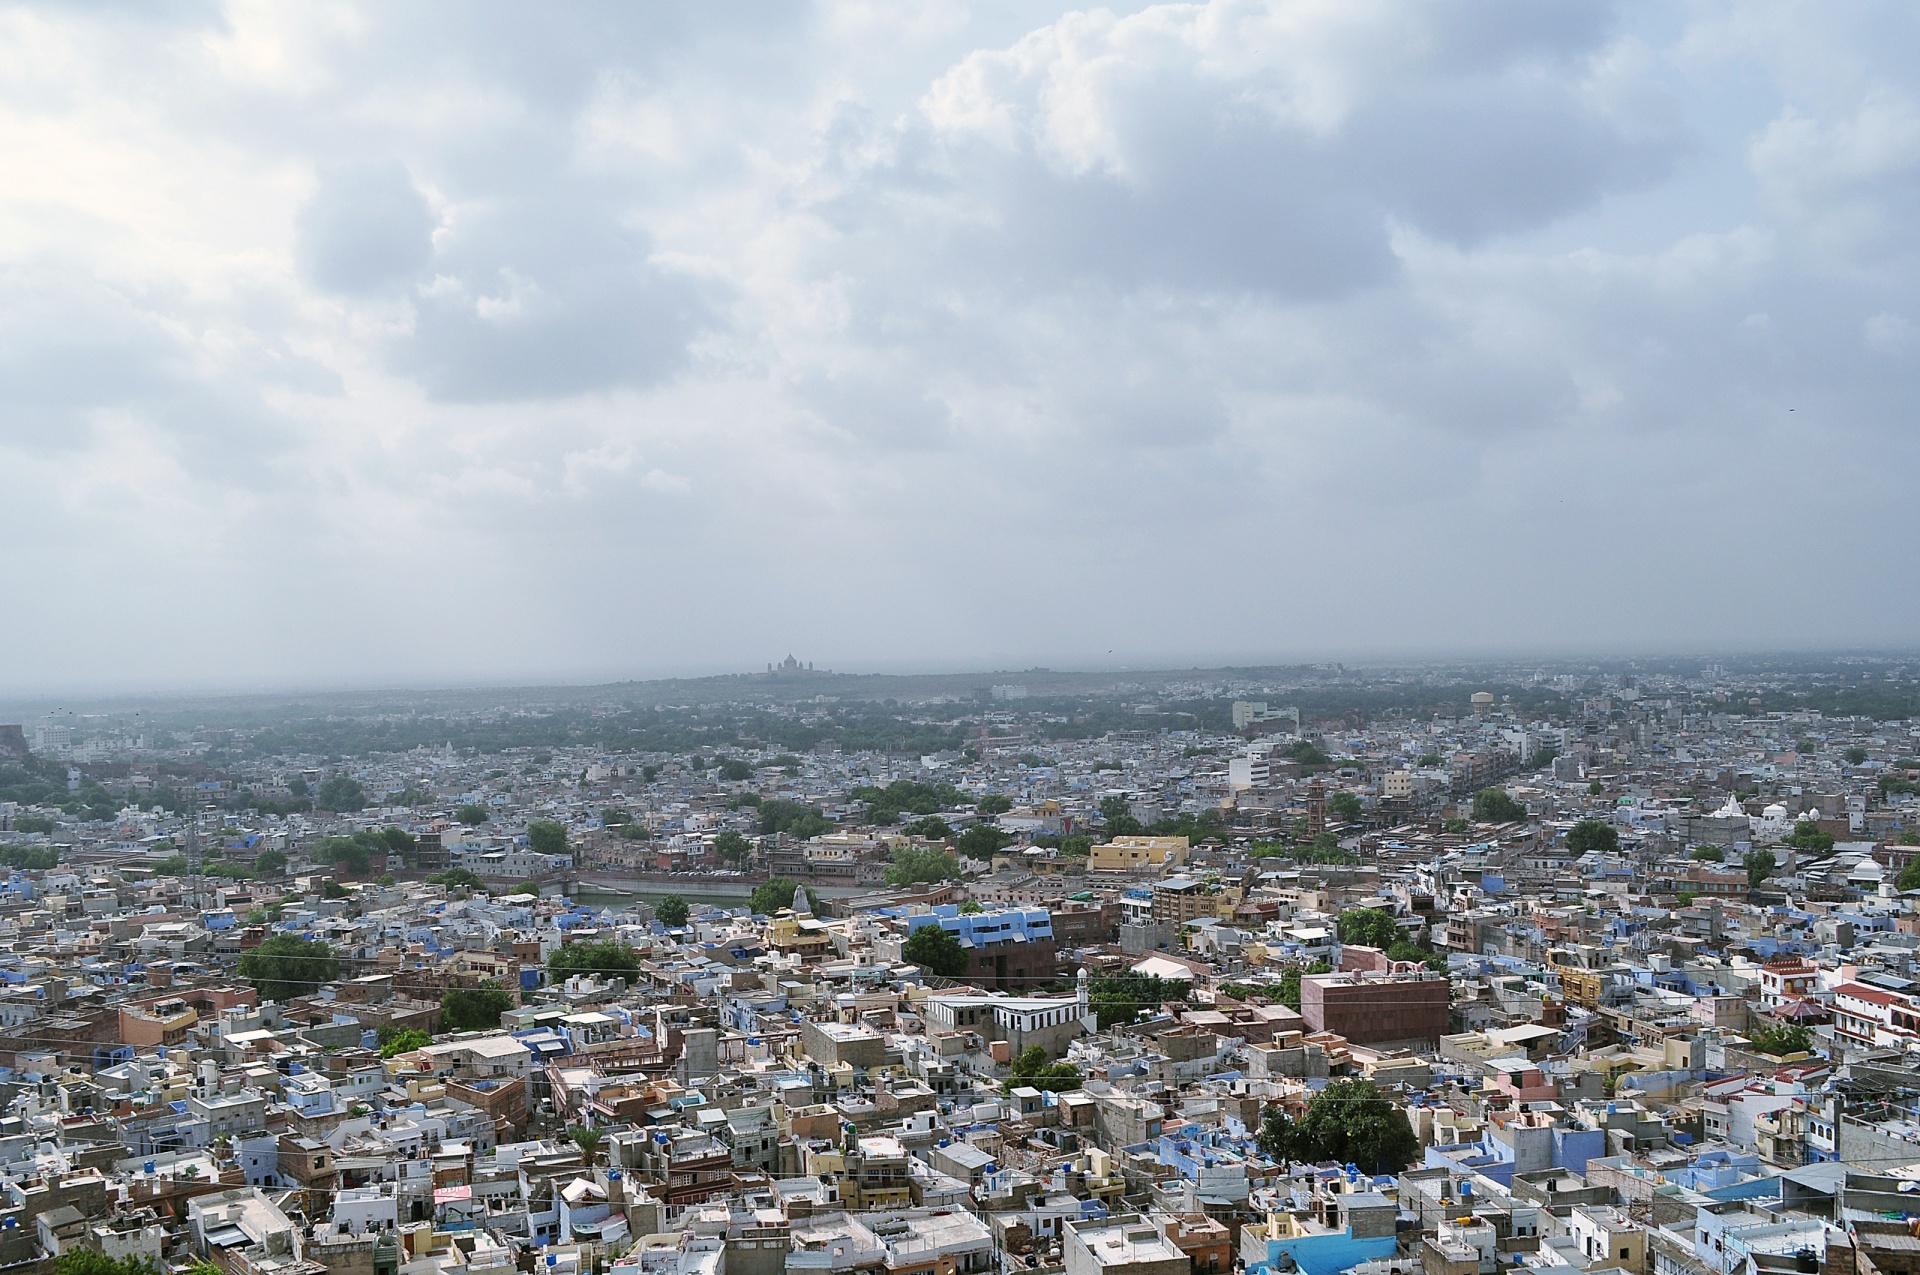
[1,0,1917,694]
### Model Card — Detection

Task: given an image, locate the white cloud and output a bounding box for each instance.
[0,0,1915,691]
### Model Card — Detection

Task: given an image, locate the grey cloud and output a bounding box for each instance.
[391,195,710,403]
[296,162,436,295]
[824,0,1680,308]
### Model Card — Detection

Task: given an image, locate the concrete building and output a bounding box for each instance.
[1065,1215,1191,1275]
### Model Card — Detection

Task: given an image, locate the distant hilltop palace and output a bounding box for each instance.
[765,654,831,676]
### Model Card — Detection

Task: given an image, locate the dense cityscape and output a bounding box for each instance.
[0,654,1917,1275]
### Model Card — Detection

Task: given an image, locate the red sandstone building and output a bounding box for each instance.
[1300,971,1450,1048]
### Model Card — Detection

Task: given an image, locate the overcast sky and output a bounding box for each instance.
[1,0,1916,694]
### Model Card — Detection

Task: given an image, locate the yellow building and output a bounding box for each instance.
[767,911,836,962]
[1089,836,1189,873]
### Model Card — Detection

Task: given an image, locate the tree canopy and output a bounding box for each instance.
[378,1028,431,1058]
[713,830,752,866]
[527,820,568,854]
[317,775,368,812]
[1087,970,1189,1029]
[1327,791,1363,824]
[852,779,966,824]
[1471,787,1526,823]
[236,933,339,1002]
[456,804,489,825]
[1567,820,1620,857]
[758,799,832,839]
[1782,821,1834,853]
[1005,1045,1081,1093]
[902,924,969,977]
[886,845,961,887]
[1336,908,1401,950]
[548,941,640,983]
[55,1250,160,1275]
[1748,1020,1814,1057]
[956,824,1009,859]
[442,981,517,1032]
[749,877,802,915]
[1744,846,1778,888]
[1256,1078,1420,1173]
[655,894,690,927]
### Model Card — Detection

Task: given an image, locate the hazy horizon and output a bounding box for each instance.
[2,1,1917,690]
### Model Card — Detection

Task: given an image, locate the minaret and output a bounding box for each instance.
[793,885,811,916]
[1076,965,1090,1017]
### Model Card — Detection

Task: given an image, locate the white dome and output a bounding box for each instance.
[1763,803,1789,819]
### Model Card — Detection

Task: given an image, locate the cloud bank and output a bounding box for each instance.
[0,0,1916,691]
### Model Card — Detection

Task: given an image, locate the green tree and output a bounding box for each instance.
[1588,781,1605,795]
[1005,1044,1082,1093]
[903,924,970,977]
[713,829,752,866]
[1690,846,1724,862]
[959,900,984,914]
[548,941,640,983]
[311,836,371,876]
[254,848,288,875]
[1386,940,1449,974]
[758,800,832,839]
[55,1251,160,1275]
[429,867,485,889]
[1288,1078,1420,1174]
[1845,746,1869,765]
[442,981,517,1031]
[655,895,690,927]
[527,821,568,854]
[749,877,802,914]
[1744,846,1779,888]
[236,933,340,1002]
[1099,795,1144,838]
[1566,820,1620,857]
[317,775,368,812]
[851,779,966,824]
[457,804,489,826]
[956,824,1009,859]
[381,826,416,862]
[378,1028,431,1058]
[1327,791,1363,824]
[904,816,954,840]
[717,758,753,782]
[977,793,1014,815]
[601,807,632,826]
[1087,971,1190,1029]
[569,1126,603,1163]
[1898,859,1920,891]
[1256,1103,1297,1163]
[1336,908,1401,950]
[1528,746,1560,770]
[1748,1021,1814,1057]
[1471,788,1526,823]
[1441,817,1469,834]
[1417,753,1442,767]
[322,879,349,899]
[1782,821,1834,853]
[885,845,961,887]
